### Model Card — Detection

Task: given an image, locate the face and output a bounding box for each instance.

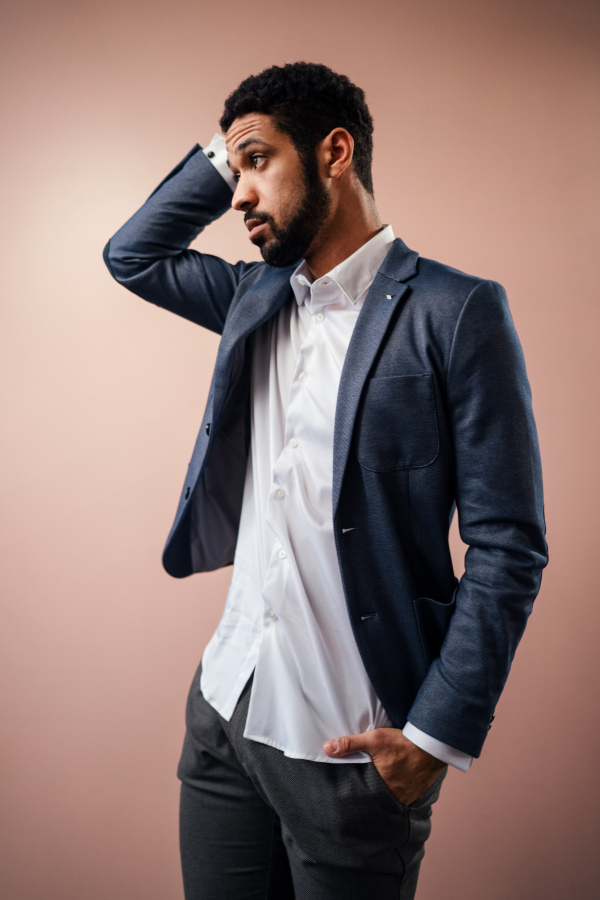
[225,113,331,267]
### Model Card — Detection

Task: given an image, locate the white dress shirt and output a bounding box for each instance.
[200,135,472,771]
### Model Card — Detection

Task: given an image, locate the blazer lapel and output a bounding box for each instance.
[332,239,418,515]
[212,263,296,417]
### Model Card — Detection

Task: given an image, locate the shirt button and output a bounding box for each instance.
[269,610,278,621]
[298,371,307,382]
[278,549,287,559]
[315,312,324,323]
[275,488,285,499]
[288,437,298,449]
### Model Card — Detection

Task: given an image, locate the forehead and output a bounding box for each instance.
[225,112,289,157]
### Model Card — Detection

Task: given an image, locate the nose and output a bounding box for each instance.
[231,175,258,213]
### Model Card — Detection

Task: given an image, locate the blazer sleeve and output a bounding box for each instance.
[407,279,548,756]
[103,145,263,334]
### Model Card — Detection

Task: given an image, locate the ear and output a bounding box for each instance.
[321,128,354,180]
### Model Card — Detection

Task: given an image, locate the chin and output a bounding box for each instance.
[250,228,271,250]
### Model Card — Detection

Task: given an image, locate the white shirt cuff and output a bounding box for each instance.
[202,133,236,192]
[402,722,473,772]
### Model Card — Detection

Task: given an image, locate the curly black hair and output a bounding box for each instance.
[220,62,374,196]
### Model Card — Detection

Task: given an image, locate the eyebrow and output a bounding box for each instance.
[227,138,273,168]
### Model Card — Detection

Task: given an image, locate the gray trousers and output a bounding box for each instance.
[177,662,446,899]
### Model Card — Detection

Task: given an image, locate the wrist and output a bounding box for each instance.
[202,133,236,192]
[406,737,447,771]
[402,721,472,772]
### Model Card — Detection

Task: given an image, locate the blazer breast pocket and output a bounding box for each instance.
[356,374,439,472]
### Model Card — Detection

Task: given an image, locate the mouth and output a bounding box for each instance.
[245,217,268,241]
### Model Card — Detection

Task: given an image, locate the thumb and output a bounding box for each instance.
[323,732,372,757]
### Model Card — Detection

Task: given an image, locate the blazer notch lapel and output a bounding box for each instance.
[225,264,296,344]
[213,264,296,417]
[380,237,419,283]
[333,275,411,514]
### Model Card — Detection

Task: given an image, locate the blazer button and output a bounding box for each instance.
[205,423,211,435]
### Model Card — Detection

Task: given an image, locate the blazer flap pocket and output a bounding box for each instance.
[414,593,456,662]
[357,374,439,471]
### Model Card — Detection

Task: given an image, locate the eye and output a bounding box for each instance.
[231,154,266,183]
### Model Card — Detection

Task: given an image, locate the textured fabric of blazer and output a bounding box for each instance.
[104,145,548,758]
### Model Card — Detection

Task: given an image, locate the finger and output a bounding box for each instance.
[323,733,371,757]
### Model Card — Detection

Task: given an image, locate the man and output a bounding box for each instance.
[104,62,547,899]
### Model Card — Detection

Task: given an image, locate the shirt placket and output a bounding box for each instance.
[260,284,330,629]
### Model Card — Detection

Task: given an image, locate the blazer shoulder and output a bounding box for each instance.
[416,255,493,294]
[412,255,506,320]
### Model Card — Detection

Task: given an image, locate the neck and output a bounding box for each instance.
[303,188,383,279]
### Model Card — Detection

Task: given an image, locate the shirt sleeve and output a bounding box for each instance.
[202,133,237,192]
[403,722,473,772]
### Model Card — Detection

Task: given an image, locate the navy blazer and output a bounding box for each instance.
[104,145,548,758]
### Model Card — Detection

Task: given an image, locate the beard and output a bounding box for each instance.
[246,154,332,268]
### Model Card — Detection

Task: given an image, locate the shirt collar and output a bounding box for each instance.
[290,225,395,309]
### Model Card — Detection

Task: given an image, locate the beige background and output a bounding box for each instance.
[2,0,599,897]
